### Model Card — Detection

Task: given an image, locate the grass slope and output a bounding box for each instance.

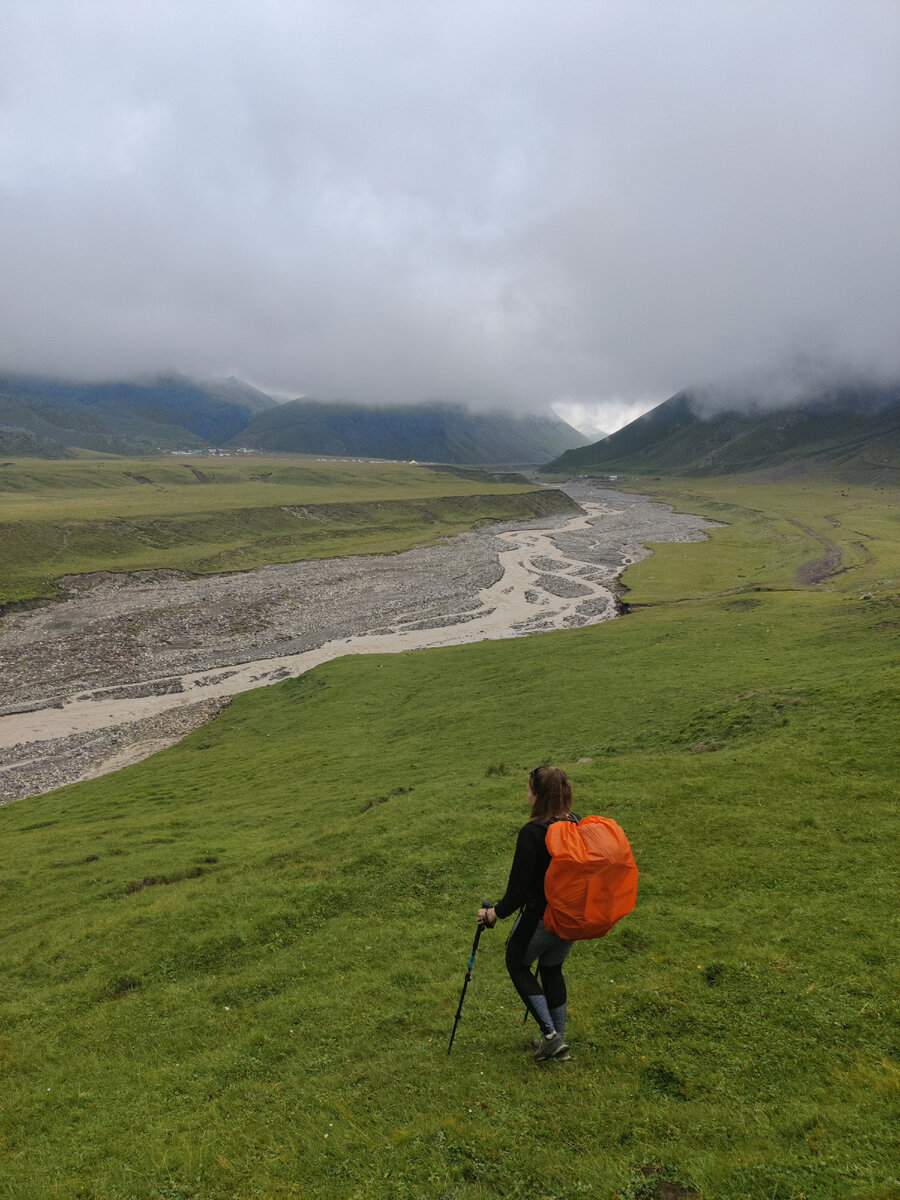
[0,456,570,606]
[0,427,74,459]
[0,478,897,1199]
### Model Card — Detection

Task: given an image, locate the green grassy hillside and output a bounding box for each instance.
[0,427,74,459]
[545,386,900,480]
[0,375,587,464]
[0,456,570,606]
[0,477,896,1199]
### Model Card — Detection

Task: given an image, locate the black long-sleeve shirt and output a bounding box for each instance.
[494,814,579,920]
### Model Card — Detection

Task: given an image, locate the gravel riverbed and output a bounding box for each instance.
[0,481,719,801]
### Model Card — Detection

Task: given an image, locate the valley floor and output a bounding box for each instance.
[0,481,716,800]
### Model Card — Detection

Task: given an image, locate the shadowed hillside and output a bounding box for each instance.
[0,373,277,456]
[0,376,586,464]
[0,426,75,459]
[233,399,588,463]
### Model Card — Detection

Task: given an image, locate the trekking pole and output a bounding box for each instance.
[447,900,492,1054]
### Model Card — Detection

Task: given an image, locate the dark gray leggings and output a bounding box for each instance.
[505,910,574,1031]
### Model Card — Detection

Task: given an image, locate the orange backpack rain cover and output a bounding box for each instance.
[543,816,638,941]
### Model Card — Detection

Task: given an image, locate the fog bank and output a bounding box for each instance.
[2,1,898,430]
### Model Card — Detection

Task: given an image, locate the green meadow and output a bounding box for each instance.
[0,455,548,606]
[0,475,897,1199]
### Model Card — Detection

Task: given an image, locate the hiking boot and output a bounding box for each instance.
[532,1036,573,1062]
[533,1032,569,1061]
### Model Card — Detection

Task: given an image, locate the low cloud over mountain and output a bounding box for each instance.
[1,3,899,431]
[0,373,587,463]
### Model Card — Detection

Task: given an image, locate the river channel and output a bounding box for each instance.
[0,481,719,801]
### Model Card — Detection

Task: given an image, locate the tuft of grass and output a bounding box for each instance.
[0,475,897,1197]
[484,762,511,777]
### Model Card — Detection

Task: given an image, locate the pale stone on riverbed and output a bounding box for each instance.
[0,482,719,802]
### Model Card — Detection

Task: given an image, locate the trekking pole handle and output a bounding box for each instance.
[479,899,494,928]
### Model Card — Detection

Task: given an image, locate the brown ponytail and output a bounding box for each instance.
[528,765,573,822]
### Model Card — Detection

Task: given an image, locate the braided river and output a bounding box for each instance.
[0,481,718,800]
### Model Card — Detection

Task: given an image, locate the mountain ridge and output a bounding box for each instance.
[0,374,587,464]
[543,382,900,480]
[0,372,267,456]
[233,397,588,463]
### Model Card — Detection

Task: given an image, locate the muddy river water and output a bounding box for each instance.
[0,482,719,801]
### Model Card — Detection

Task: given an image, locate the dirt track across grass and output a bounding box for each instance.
[788,517,844,585]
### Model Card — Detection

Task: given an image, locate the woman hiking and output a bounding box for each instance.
[479,765,577,1063]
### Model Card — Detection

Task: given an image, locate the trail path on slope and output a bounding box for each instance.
[0,482,718,801]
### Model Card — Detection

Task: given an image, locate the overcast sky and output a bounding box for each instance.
[1,1,898,430]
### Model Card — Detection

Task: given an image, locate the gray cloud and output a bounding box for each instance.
[1,1,898,428]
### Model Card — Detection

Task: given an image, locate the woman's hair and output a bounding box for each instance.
[528,765,573,822]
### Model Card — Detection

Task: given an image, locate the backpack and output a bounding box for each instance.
[543,815,638,941]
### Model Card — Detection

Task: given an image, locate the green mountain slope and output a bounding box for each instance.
[545,383,900,479]
[0,375,586,464]
[234,399,588,463]
[0,373,278,456]
[0,426,74,459]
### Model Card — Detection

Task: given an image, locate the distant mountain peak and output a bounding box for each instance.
[571,418,609,441]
